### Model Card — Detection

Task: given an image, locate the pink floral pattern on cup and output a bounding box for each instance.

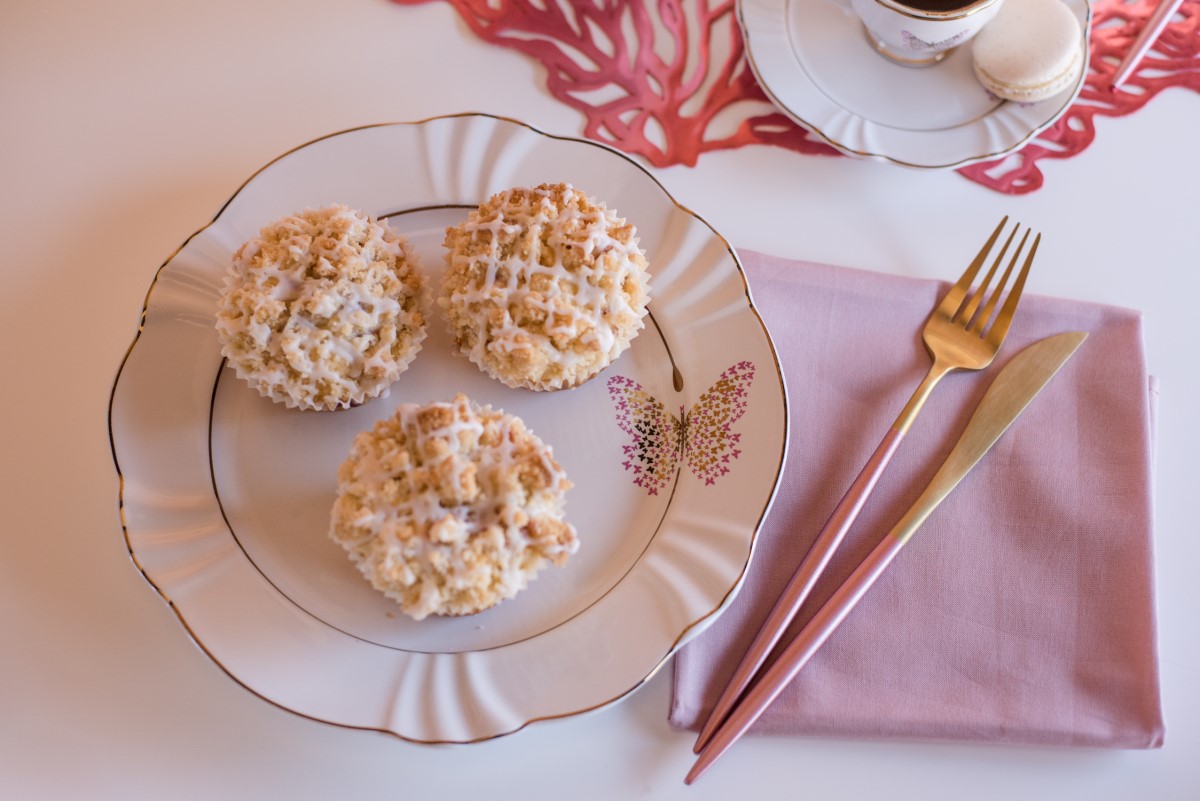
[901,28,970,52]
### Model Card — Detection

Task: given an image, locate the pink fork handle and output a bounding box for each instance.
[693,427,905,752]
[686,532,908,784]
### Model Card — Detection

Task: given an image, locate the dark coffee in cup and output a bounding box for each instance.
[897,0,978,10]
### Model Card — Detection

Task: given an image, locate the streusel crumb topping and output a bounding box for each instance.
[440,183,650,391]
[329,394,578,620]
[216,205,426,410]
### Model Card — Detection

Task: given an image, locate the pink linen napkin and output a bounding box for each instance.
[670,250,1164,748]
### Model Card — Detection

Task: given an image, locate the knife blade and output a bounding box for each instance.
[686,330,1088,785]
[891,329,1088,544]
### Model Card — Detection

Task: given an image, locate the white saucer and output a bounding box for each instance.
[738,0,1091,169]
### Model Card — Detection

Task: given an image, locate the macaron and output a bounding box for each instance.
[971,0,1085,103]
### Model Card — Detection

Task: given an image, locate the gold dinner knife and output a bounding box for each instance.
[687,330,1088,784]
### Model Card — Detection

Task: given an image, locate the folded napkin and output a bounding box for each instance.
[670,251,1164,748]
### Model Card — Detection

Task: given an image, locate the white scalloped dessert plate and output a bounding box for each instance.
[739,0,1091,169]
[109,113,788,743]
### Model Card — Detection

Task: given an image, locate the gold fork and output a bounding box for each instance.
[693,217,1039,753]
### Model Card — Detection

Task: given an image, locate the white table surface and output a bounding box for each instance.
[3,1,1197,798]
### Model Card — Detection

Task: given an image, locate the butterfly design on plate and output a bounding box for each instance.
[607,361,755,496]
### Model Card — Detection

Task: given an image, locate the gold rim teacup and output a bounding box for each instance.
[850,0,1006,67]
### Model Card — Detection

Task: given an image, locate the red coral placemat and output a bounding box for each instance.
[394,0,1198,194]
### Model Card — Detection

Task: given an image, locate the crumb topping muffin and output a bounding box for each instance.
[216,205,426,411]
[329,394,579,620]
[440,183,650,391]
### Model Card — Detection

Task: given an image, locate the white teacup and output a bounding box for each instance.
[850,0,1006,67]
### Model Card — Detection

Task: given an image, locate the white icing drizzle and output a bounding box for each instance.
[329,395,578,620]
[441,184,650,389]
[215,205,426,410]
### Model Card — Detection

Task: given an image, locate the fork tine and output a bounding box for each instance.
[969,227,1029,334]
[984,232,1039,345]
[956,224,1017,326]
[937,216,1009,317]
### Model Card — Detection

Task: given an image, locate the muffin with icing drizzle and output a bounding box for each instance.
[440,183,650,391]
[329,394,579,620]
[216,205,426,411]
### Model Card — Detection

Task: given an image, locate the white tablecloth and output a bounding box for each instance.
[2,1,1196,797]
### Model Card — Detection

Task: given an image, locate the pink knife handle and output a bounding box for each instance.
[693,427,905,752]
[686,532,908,785]
[1111,0,1187,89]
